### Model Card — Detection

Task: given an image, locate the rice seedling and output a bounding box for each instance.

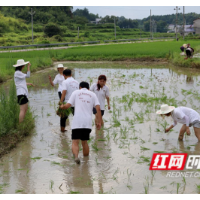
[70,190,80,194]
[126,184,132,190]
[50,180,54,190]
[151,170,156,178]
[15,189,24,193]
[154,151,165,153]
[92,142,101,153]
[143,176,149,194]
[31,157,42,160]
[140,146,150,151]
[47,113,51,117]
[176,183,181,194]
[140,138,145,144]
[196,184,200,193]
[51,161,61,165]
[160,186,167,190]
[152,142,158,145]
[138,156,151,164]
[128,154,135,159]
[182,177,186,185]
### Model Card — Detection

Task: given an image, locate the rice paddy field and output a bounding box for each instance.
[0,40,200,82]
[1,62,200,194]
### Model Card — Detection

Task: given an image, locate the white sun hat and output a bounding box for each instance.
[13,59,29,67]
[156,104,175,115]
[57,64,64,68]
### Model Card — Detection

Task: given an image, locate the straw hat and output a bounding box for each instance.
[13,59,29,67]
[156,104,175,115]
[183,44,187,48]
[57,64,64,68]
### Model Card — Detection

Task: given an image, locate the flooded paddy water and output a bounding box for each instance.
[1,62,200,194]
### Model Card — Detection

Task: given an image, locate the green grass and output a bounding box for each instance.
[0,81,35,156]
[0,40,200,82]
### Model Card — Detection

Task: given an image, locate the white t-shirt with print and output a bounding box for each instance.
[53,74,65,92]
[90,83,110,110]
[68,88,100,129]
[14,71,30,97]
[62,77,79,102]
[171,107,200,127]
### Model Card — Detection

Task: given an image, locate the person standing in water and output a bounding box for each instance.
[60,81,102,164]
[48,64,65,100]
[156,104,200,141]
[13,59,34,123]
[60,69,79,132]
[90,75,110,126]
[48,64,65,132]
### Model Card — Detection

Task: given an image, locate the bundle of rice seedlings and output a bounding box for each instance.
[56,102,72,118]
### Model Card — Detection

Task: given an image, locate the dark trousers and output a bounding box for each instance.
[58,92,74,127]
[186,49,192,57]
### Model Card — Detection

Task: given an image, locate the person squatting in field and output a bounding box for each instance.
[156,104,200,141]
[13,59,34,123]
[60,81,102,164]
[90,75,110,127]
[185,43,194,59]
[60,69,79,132]
[48,64,65,132]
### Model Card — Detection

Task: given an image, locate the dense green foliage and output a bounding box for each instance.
[0,81,35,137]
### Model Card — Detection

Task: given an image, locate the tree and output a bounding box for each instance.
[44,23,61,37]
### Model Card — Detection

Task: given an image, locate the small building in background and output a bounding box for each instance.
[193,18,200,34]
[90,18,102,24]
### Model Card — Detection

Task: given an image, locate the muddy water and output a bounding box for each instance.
[1,63,200,194]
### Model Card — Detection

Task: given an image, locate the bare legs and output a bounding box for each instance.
[193,127,200,142]
[72,140,89,164]
[178,125,200,141]
[178,125,186,140]
[19,103,28,123]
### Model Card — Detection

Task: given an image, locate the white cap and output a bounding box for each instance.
[57,64,64,68]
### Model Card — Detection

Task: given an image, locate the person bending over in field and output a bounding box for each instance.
[185,43,194,59]
[156,104,200,141]
[90,75,110,127]
[13,59,34,123]
[60,81,102,164]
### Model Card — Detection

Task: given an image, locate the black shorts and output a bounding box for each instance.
[72,129,91,140]
[93,108,104,116]
[17,95,29,105]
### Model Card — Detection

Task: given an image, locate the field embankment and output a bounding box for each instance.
[0,40,200,82]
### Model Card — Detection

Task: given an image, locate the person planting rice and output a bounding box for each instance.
[180,44,187,55]
[60,69,79,132]
[156,104,200,141]
[90,75,110,127]
[185,43,194,59]
[13,59,34,123]
[60,81,102,164]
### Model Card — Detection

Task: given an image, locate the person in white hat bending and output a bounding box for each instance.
[13,59,34,123]
[156,104,200,141]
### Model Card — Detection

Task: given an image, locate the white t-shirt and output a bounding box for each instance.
[62,77,79,102]
[171,107,200,127]
[90,83,110,110]
[53,74,65,92]
[68,88,100,129]
[14,71,30,97]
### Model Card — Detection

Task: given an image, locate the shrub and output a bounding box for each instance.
[44,23,62,37]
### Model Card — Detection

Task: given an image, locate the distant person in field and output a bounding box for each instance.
[48,64,65,132]
[90,75,110,127]
[185,43,194,59]
[60,69,79,132]
[13,59,34,123]
[156,104,200,141]
[180,44,187,53]
[60,82,102,164]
